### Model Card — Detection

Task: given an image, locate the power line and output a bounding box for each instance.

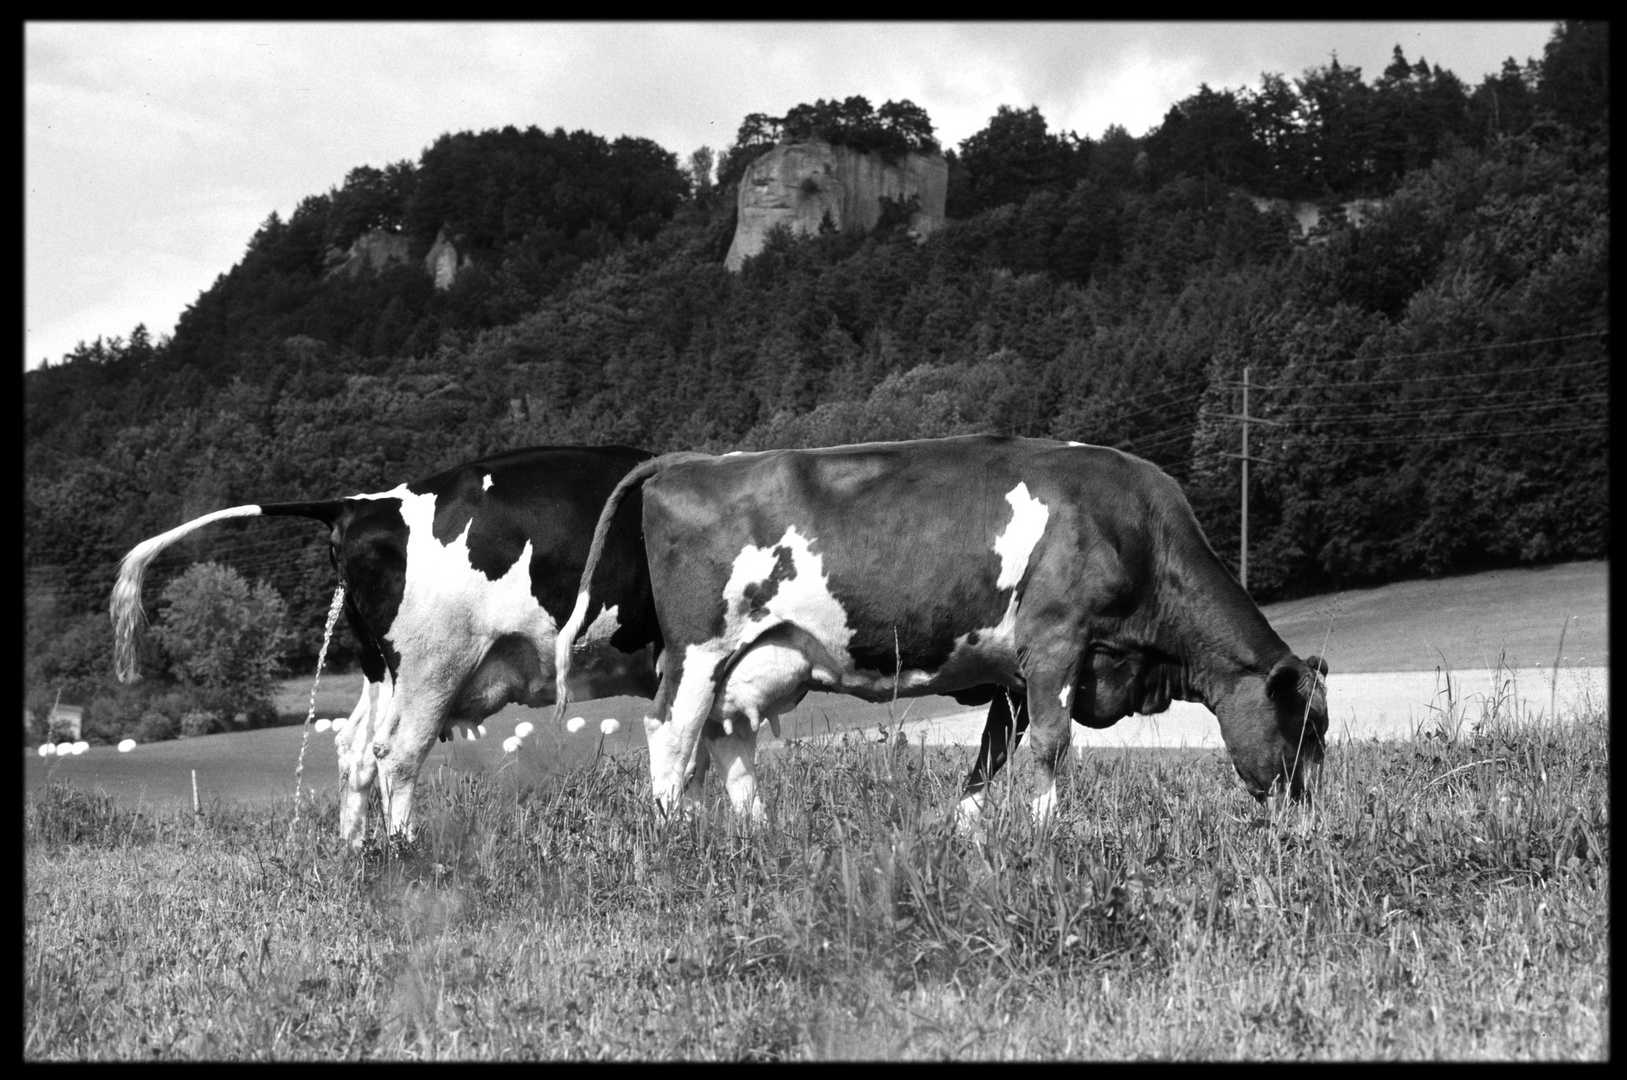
[1278,419,1609,448]
[1265,392,1610,427]
[1256,384,1608,412]
[1229,329,1609,374]
[1241,354,1609,391]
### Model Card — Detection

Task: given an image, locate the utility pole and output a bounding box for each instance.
[1218,364,1282,594]
[1241,365,1249,590]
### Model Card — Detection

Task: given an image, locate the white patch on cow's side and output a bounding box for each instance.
[1058,685,1073,711]
[723,451,744,457]
[1067,441,1086,447]
[994,482,1049,590]
[390,489,558,657]
[365,488,559,816]
[722,526,854,660]
[482,473,493,491]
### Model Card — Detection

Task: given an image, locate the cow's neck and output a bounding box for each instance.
[1150,544,1292,710]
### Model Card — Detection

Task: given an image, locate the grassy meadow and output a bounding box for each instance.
[26,681,1608,1060]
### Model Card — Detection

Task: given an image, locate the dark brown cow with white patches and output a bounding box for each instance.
[111,445,661,840]
[556,435,1328,823]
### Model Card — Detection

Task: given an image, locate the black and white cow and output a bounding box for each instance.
[111,445,661,841]
[555,435,1328,823]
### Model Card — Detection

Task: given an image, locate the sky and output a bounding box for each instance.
[24,21,1558,373]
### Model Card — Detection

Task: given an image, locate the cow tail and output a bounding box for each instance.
[552,452,710,721]
[110,499,347,683]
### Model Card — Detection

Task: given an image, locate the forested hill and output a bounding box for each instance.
[26,23,1608,701]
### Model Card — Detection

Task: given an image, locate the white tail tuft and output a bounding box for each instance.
[552,588,594,720]
[109,505,265,683]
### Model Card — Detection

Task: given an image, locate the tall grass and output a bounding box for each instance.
[25,688,1608,1059]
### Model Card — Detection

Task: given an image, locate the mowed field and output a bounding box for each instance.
[25,562,1610,1059]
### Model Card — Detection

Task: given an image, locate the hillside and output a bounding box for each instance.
[1262,559,1608,672]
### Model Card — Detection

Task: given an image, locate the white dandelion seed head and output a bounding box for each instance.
[118,739,137,753]
[502,736,521,754]
[565,716,586,734]
[72,741,89,755]
[38,744,54,757]
[600,718,621,736]
[57,743,75,755]
[314,717,332,733]
[513,721,534,739]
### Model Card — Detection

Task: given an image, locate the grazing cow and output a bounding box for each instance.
[111,445,661,841]
[555,435,1327,823]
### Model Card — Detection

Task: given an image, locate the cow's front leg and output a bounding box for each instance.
[1019,648,1082,827]
[644,644,727,817]
[957,689,1028,827]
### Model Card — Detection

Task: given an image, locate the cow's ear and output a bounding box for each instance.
[1266,656,1301,701]
[1305,654,1329,677]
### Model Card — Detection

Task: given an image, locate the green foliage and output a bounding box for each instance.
[1144,84,1263,192]
[950,105,1087,218]
[149,562,292,729]
[718,97,940,194]
[325,161,417,251]
[1537,20,1609,135]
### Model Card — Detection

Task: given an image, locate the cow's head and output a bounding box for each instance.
[1215,653,1329,802]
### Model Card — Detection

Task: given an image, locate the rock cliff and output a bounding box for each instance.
[424,227,471,290]
[1249,196,1384,242]
[725,140,948,271]
[323,230,412,279]
[322,226,471,290]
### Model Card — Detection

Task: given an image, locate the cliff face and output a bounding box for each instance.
[323,230,412,279]
[725,141,948,271]
[424,227,471,290]
[1249,196,1384,242]
[322,226,471,290]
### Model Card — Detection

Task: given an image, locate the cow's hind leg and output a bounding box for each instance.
[369,682,456,841]
[702,634,809,823]
[957,690,1029,826]
[334,680,387,844]
[644,644,728,817]
[704,721,765,823]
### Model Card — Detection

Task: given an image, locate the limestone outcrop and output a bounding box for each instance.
[725,140,948,271]
[322,227,470,290]
[323,230,412,279]
[424,227,471,290]
[1248,196,1384,242]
